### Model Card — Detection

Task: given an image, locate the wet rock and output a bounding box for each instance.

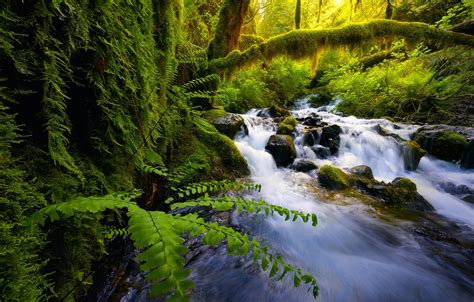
[265,134,297,167]
[318,165,350,190]
[367,177,434,212]
[374,124,404,142]
[276,116,297,135]
[301,113,324,127]
[461,140,474,169]
[319,124,342,154]
[349,165,374,179]
[412,125,473,168]
[462,194,474,204]
[302,131,316,146]
[439,182,474,196]
[292,159,318,172]
[311,145,331,159]
[414,223,460,245]
[401,141,427,171]
[268,104,290,118]
[204,109,248,138]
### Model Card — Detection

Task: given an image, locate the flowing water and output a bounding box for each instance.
[188,96,474,302]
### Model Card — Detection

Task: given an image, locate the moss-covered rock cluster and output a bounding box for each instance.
[413,125,473,168]
[317,165,433,211]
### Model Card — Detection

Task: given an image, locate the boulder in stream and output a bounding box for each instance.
[292,159,318,172]
[319,124,342,154]
[276,116,298,135]
[318,165,350,189]
[349,165,374,179]
[367,177,434,212]
[412,125,473,169]
[204,109,248,138]
[265,134,297,167]
[401,141,427,171]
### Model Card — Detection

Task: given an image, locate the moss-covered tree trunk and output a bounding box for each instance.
[295,0,302,29]
[207,0,251,59]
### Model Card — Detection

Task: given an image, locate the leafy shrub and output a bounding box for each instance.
[29,172,320,301]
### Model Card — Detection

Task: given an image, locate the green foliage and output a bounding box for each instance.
[219,58,312,113]
[211,20,474,72]
[29,183,319,301]
[435,3,471,29]
[324,46,473,125]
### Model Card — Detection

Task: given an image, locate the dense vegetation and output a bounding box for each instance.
[1,0,473,301]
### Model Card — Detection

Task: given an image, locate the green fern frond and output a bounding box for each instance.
[128,207,193,300]
[103,227,129,239]
[166,180,261,203]
[27,191,141,228]
[171,196,318,227]
[181,74,220,91]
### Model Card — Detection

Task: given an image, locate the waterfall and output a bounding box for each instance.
[188,97,474,302]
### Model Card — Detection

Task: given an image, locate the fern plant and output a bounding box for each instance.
[28,177,319,301]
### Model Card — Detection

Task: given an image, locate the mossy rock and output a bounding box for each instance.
[391,177,417,191]
[401,141,427,171]
[318,165,350,190]
[204,109,247,138]
[269,104,290,118]
[194,123,250,178]
[413,125,471,164]
[349,165,374,179]
[367,177,433,211]
[276,116,298,135]
[265,134,297,167]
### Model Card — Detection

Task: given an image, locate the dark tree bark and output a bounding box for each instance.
[207,0,251,59]
[295,0,302,29]
[317,0,323,23]
[385,0,393,19]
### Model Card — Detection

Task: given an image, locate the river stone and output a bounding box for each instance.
[312,145,331,159]
[349,165,374,179]
[265,134,297,167]
[301,113,324,127]
[367,177,434,212]
[462,194,474,204]
[204,109,248,138]
[412,124,473,168]
[268,104,290,118]
[401,141,427,171]
[302,131,316,146]
[319,124,342,154]
[318,165,350,190]
[292,159,318,172]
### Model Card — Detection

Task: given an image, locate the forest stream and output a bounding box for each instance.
[183,96,474,302]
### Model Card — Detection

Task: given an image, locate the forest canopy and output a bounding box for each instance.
[1,0,473,301]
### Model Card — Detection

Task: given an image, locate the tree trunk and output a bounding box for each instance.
[295,0,302,29]
[385,0,393,19]
[317,0,323,23]
[207,0,251,59]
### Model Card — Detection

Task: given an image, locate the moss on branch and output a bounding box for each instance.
[210,20,474,71]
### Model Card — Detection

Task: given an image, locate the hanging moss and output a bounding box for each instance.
[210,20,474,72]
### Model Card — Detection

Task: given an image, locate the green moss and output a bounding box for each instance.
[269,104,291,117]
[277,116,298,134]
[318,165,350,190]
[402,141,427,171]
[391,177,417,192]
[415,130,469,162]
[210,20,474,72]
